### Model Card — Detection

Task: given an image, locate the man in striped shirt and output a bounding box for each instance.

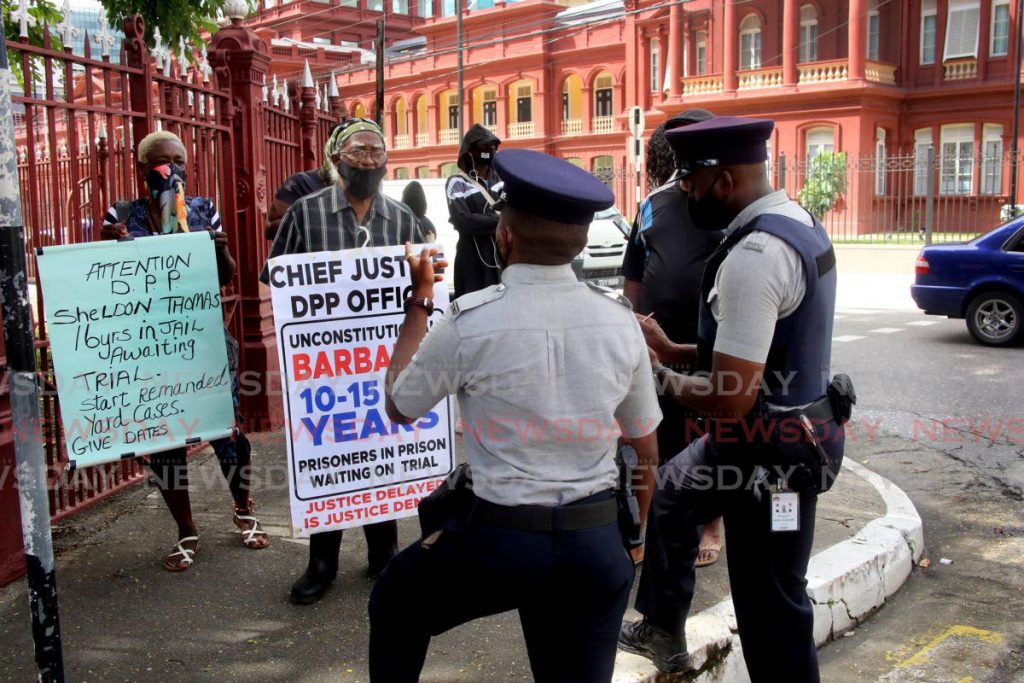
[261,118,423,276]
[260,118,423,605]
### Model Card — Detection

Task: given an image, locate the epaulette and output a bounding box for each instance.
[448,283,507,317]
[585,281,633,309]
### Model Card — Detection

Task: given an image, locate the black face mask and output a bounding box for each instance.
[686,178,733,231]
[474,150,494,167]
[337,161,387,200]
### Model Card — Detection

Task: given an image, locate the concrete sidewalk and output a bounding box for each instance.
[0,426,923,682]
[834,245,920,312]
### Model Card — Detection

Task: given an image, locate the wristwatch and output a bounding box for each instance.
[404,296,434,314]
[652,365,672,383]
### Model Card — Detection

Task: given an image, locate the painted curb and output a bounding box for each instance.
[612,459,924,683]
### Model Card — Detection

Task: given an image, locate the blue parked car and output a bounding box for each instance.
[911,218,1024,346]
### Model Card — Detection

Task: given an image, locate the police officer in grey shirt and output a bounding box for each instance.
[372,149,662,682]
[619,117,847,682]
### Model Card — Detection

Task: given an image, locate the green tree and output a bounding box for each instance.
[798,151,848,220]
[98,0,241,54]
[3,0,63,87]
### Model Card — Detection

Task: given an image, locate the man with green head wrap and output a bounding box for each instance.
[261,117,425,604]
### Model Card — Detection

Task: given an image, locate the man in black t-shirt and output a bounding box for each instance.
[264,123,345,240]
[621,110,725,567]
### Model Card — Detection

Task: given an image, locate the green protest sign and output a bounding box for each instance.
[36,232,235,468]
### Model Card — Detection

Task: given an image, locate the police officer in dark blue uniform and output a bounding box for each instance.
[373,149,663,682]
[618,117,851,682]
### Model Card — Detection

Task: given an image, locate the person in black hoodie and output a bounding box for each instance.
[446,124,503,298]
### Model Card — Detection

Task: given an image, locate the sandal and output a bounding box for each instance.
[233,499,270,550]
[696,542,722,568]
[163,536,199,572]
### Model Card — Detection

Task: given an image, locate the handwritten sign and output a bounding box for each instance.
[36,232,235,468]
[267,245,455,537]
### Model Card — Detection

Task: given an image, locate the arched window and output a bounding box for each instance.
[739,15,762,70]
[565,157,584,168]
[416,166,431,179]
[351,101,367,118]
[439,162,459,178]
[799,5,818,63]
[591,155,615,190]
[805,126,835,161]
[394,167,410,180]
[394,98,408,137]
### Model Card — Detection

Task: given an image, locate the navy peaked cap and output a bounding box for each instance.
[493,149,615,225]
[666,116,775,173]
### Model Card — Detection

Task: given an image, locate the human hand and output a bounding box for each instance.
[209,229,229,253]
[404,242,447,299]
[636,313,672,358]
[100,222,128,241]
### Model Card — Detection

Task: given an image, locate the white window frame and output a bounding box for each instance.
[696,31,707,75]
[799,5,818,63]
[914,128,933,196]
[874,128,887,195]
[739,15,762,70]
[991,0,1011,57]
[921,0,937,64]
[943,0,981,61]
[867,1,880,60]
[939,124,975,195]
[649,38,661,93]
[805,126,835,162]
[982,123,1004,195]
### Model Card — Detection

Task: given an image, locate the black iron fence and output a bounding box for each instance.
[772,151,1023,244]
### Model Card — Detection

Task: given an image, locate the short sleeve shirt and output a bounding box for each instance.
[103,197,222,237]
[274,170,330,206]
[390,264,662,506]
[621,181,723,344]
[710,191,809,363]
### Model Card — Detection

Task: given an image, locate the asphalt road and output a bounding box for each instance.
[819,306,1024,682]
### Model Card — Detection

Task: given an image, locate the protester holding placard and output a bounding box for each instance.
[371,150,661,682]
[100,131,269,571]
[261,117,425,605]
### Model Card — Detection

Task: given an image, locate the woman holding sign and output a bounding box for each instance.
[100,131,270,571]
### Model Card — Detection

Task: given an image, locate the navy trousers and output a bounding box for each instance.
[368,496,634,682]
[635,436,821,683]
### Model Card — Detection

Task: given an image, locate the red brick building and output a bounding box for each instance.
[255,0,1023,237]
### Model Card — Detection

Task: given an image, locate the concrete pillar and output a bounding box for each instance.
[723,0,737,91]
[782,0,798,86]
[668,3,683,98]
[849,0,866,80]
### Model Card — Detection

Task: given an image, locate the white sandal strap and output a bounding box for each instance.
[235,515,268,544]
[169,536,199,565]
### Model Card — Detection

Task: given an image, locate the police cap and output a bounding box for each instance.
[493,149,615,225]
[666,115,774,174]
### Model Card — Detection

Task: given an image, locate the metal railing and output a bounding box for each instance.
[772,151,1021,243]
[508,121,535,138]
[591,116,615,134]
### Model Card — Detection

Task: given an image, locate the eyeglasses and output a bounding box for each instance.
[342,148,387,163]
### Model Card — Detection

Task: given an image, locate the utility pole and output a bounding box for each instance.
[1009,0,1024,214]
[0,17,65,683]
[456,0,464,136]
[375,18,385,128]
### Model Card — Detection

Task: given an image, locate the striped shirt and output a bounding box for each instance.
[260,183,423,284]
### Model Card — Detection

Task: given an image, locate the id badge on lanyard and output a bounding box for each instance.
[770,481,800,532]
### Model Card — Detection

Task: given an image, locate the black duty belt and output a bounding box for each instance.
[475,495,618,532]
[800,395,837,423]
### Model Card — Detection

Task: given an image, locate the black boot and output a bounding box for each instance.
[290,530,342,605]
[363,520,399,579]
